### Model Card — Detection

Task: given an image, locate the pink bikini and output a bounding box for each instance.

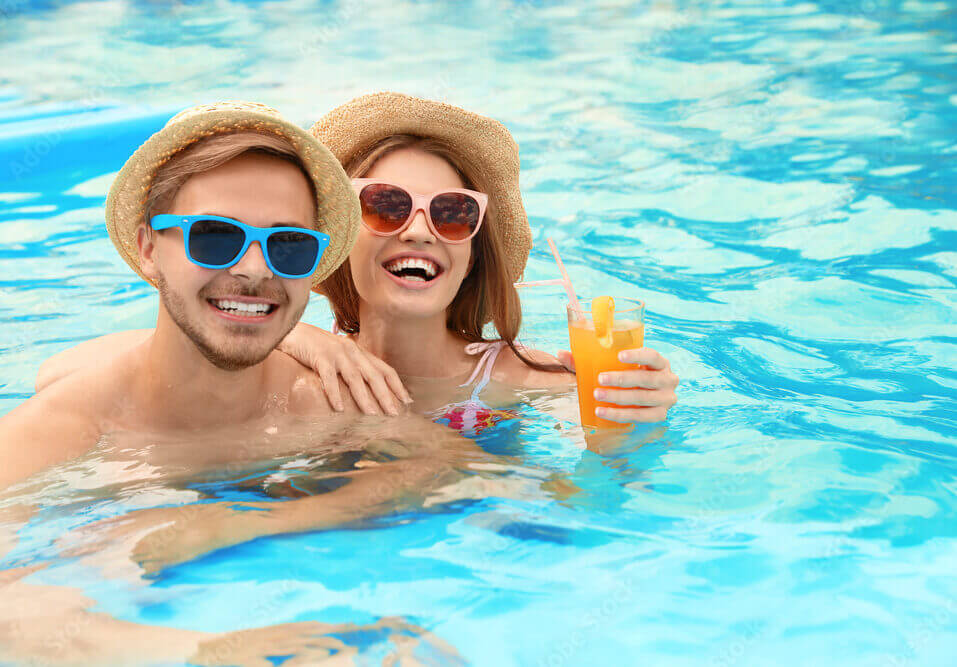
[437,341,518,435]
[331,325,519,435]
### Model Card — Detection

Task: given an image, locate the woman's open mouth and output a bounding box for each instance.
[382,257,444,286]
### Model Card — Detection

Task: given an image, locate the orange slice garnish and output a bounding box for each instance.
[591,296,615,348]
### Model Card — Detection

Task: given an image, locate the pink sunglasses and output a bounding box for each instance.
[352,178,488,244]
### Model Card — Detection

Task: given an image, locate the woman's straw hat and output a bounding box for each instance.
[311,92,532,283]
[106,101,360,287]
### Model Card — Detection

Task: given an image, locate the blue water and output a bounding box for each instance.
[1,0,956,665]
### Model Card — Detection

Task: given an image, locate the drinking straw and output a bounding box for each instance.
[512,238,583,312]
[514,279,566,288]
[547,237,583,313]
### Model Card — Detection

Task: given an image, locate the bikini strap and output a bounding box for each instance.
[460,340,509,397]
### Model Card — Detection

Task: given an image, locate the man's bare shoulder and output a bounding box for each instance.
[0,349,140,490]
[0,381,100,490]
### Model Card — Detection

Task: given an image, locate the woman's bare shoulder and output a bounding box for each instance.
[491,345,575,389]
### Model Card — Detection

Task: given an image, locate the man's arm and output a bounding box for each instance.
[0,564,205,665]
[1,565,461,665]
[81,416,483,573]
[128,457,457,573]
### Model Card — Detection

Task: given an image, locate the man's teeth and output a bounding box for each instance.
[384,257,439,278]
[212,299,272,316]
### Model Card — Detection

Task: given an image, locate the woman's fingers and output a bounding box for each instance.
[576,346,679,426]
[594,387,676,408]
[598,368,679,390]
[314,362,344,412]
[356,358,401,417]
[371,356,413,405]
[278,325,409,416]
[338,366,380,416]
[279,324,353,412]
[617,347,670,370]
[345,344,405,416]
[595,406,669,424]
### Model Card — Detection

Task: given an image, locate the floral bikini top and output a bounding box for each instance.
[435,341,519,436]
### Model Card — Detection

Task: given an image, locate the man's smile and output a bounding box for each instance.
[207,296,279,322]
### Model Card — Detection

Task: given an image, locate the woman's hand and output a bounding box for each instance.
[278,322,411,416]
[557,347,678,424]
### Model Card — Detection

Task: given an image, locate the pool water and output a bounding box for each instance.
[1,0,956,664]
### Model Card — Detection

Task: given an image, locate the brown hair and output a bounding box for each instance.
[320,134,563,373]
[145,131,316,222]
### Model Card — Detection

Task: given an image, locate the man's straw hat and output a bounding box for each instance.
[311,92,532,283]
[106,101,360,287]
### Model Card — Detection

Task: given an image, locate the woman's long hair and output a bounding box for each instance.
[319,134,564,373]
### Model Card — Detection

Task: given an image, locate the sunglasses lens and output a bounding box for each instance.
[359,184,412,234]
[189,219,246,266]
[267,231,320,277]
[430,193,481,241]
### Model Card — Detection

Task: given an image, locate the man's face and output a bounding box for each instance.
[139,152,316,371]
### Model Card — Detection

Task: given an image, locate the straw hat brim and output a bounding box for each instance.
[106,104,360,288]
[310,92,532,284]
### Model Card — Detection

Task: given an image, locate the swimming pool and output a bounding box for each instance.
[1,0,955,664]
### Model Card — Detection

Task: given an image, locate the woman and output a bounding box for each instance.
[37,93,678,425]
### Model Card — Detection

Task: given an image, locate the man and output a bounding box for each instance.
[0,102,361,487]
[0,101,474,507]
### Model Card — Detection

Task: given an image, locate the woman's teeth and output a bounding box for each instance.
[211,299,273,316]
[384,257,439,282]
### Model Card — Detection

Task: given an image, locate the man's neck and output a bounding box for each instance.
[134,312,272,430]
[356,307,473,379]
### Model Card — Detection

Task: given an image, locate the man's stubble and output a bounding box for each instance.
[155,273,306,372]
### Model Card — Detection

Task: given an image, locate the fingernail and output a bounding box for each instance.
[593,389,605,400]
[334,402,344,412]
[598,374,608,385]
[387,405,399,416]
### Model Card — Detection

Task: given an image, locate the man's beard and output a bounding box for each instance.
[156,273,305,372]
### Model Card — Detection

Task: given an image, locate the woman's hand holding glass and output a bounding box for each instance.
[557,347,678,424]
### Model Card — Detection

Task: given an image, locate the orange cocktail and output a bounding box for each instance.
[567,297,645,431]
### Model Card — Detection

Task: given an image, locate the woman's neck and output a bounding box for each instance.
[355,307,473,378]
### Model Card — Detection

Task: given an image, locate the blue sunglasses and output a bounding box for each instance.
[150,214,330,279]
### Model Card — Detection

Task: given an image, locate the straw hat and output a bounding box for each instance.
[311,92,532,283]
[105,101,360,288]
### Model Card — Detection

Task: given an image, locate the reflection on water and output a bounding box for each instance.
[0,0,955,664]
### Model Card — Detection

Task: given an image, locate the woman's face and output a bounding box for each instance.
[348,146,474,322]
